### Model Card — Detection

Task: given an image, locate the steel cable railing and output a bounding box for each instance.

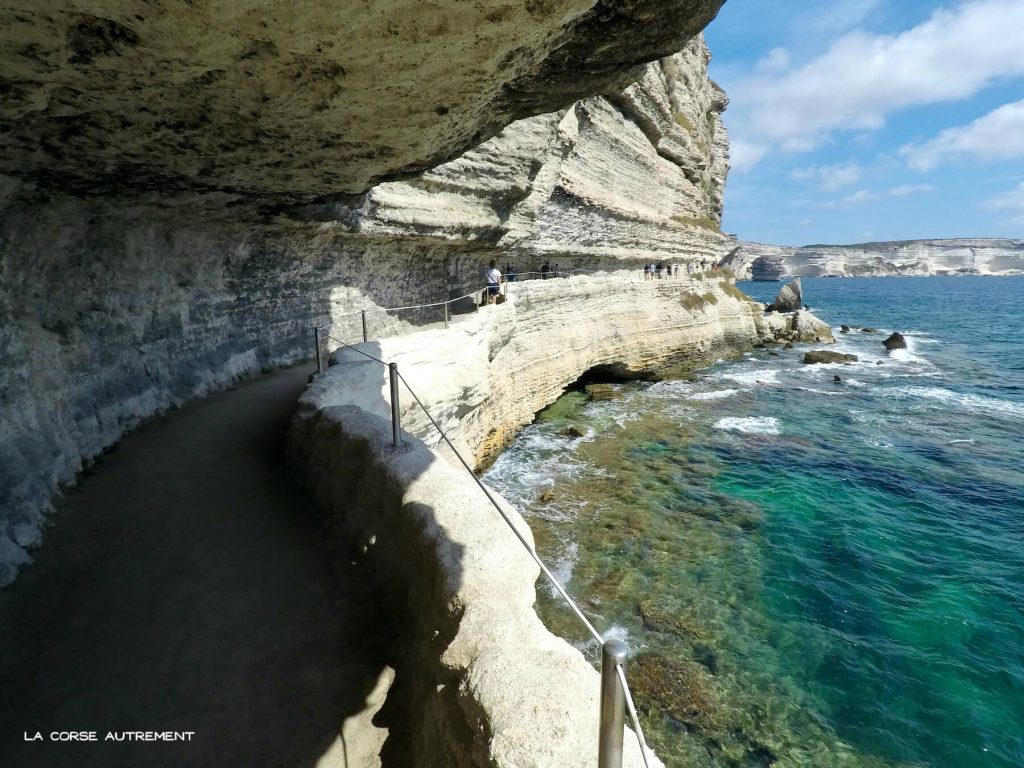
[313,330,656,768]
[313,265,723,353]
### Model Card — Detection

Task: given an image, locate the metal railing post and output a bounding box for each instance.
[314,327,324,374]
[361,310,369,343]
[444,300,449,329]
[599,639,628,768]
[388,362,401,447]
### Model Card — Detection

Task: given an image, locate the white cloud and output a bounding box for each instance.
[729,139,768,172]
[900,99,1024,170]
[888,183,936,197]
[805,0,886,38]
[791,162,862,190]
[825,189,879,208]
[984,181,1024,212]
[756,47,791,73]
[984,181,1024,225]
[729,0,1024,156]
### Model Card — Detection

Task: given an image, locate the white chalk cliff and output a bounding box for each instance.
[289,275,825,767]
[721,239,1024,279]
[0,36,732,585]
[0,8,756,765]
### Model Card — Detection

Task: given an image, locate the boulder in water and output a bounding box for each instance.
[840,324,851,333]
[803,350,857,364]
[584,383,620,401]
[861,327,878,333]
[565,425,586,438]
[769,278,802,312]
[883,332,907,350]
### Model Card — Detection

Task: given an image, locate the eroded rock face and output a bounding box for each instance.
[310,37,731,262]
[720,239,1024,278]
[0,32,732,585]
[0,0,724,200]
[769,278,802,312]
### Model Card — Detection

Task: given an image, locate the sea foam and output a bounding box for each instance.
[713,416,781,435]
[689,389,739,401]
[892,386,1024,419]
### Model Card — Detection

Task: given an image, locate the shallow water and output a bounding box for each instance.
[485,276,1024,768]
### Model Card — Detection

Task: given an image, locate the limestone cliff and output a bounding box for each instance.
[721,238,1024,279]
[0,0,724,199]
[288,275,775,768]
[307,37,730,264]
[0,35,731,586]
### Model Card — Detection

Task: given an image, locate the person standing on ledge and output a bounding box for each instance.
[486,260,503,304]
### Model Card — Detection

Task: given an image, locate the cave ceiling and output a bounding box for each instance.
[0,0,724,202]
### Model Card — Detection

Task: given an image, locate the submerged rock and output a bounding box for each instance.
[565,425,586,438]
[883,332,907,350]
[861,327,878,333]
[584,383,621,402]
[803,350,857,364]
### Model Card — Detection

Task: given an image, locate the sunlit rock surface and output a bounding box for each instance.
[720,239,1024,279]
[1,34,732,584]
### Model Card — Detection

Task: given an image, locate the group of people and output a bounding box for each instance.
[483,255,725,304]
[642,259,720,279]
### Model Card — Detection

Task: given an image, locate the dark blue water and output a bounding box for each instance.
[487,276,1024,768]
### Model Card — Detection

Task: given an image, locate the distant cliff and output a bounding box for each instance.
[720,239,1024,280]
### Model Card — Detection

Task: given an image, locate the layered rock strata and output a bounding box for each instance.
[298,274,771,467]
[289,275,797,767]
[0,37,731,585]
[291,407,661,768]
[721,239,1024,279]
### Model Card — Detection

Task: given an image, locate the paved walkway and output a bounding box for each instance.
[0,365,391,768]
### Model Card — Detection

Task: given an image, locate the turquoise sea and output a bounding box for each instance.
[485,276,1024,768]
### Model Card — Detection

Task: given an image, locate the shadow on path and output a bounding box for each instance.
[0,364,392,767]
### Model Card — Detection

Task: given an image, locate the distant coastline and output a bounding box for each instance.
[720,237,1024,280]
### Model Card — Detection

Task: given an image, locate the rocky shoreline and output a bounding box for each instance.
[287,275,833,766]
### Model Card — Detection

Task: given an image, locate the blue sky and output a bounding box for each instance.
[704,0,1024,245]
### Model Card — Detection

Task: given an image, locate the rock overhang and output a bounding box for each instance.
[0,0,725,202]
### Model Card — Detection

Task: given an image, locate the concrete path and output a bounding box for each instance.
[0,364,392,768]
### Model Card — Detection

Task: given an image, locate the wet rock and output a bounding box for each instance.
[791,310,835,343]
[783,342,794,349]
[638,600,708,639]
[692,642,719,675]
[631,653,722,732]
[584,383,620,401]
[861,327,878,333]
[883,332,907,350]
[538,490,555,503]
[565,425,586,438]
[840,324,851,333]
[769,278,802,312]
[803,350,857,364]
[833,375,842,382]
